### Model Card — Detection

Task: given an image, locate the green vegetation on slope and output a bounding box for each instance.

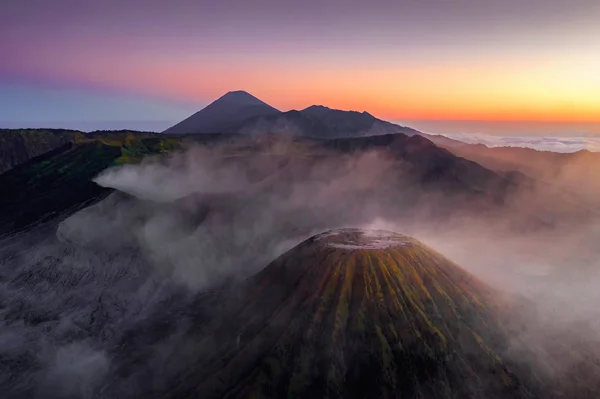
[0,142,120,233]
[0,129,186,174]
[164,229,540,399]
[0,132,185,234]
[113,135,183,164]
[0,129,85,173]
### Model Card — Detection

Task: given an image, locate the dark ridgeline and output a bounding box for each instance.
[162,90,419,138]
[1,128,585,236]
[430,136,600,207]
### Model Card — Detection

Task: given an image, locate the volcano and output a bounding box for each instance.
[163,91,280,134]
[132,228,540,399]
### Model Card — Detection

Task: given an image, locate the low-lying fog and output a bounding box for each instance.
[1,138,599,398]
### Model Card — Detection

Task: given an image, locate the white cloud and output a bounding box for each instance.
[441,133,600,153]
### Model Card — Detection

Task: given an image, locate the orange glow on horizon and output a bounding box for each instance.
[57,47,600,123]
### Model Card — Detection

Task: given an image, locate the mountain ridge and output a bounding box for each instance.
[163,90,419,138]
[429,135,600,205]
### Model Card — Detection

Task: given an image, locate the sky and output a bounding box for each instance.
[1,0,600,134]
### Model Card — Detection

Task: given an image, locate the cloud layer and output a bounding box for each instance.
[443,133,600,153]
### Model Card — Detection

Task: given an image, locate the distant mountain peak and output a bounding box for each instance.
[303,104,375,118]
[162,90,279,134]
[222,90,258,99]
[303,104,331,111]
[225,90,250,95]
[302,104,364,114]
[215,90,273,106]
[164,91,420,138]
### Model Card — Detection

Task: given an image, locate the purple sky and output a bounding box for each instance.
[1,0,599,132]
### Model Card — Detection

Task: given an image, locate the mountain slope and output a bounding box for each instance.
[0,133,186,234]
[0,129,85,173]
[235,105,418,138]
[136,228,539,399]
[0,142,120,233]
[323,133,521,204]
[302,105,419,137]
[163,91,280,134]
[430,138,600,206]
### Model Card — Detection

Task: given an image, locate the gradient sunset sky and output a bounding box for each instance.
[1,0,600,133]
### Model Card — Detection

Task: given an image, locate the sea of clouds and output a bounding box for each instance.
[440,133,600,152]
